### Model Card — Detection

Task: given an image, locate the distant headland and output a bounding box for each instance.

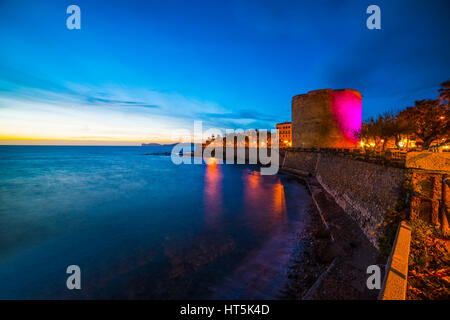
[141,143,177,147]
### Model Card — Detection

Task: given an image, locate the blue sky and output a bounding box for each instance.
[0,0,449,145]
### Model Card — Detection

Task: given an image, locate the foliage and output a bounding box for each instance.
[400,99,449,150]
[407,219,450,300]
[360,80,450,151]
[439,80,450,104]
[378,173,413,258]
[377,172,449,299]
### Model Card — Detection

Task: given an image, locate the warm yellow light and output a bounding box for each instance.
[360,141,365,147]
[207,157,217,165]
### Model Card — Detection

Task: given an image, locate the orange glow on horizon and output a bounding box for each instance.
[0,135,179,146]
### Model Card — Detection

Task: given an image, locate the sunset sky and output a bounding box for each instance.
[0,0,449,145]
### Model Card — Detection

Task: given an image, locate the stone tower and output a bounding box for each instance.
[292,89,362,148]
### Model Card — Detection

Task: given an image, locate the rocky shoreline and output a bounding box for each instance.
[280,201,332,299]
[280,171,385,300]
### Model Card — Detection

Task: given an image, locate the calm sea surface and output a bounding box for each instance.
[0,146,313,299]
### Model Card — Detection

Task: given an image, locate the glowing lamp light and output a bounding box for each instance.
[207,157,217,165]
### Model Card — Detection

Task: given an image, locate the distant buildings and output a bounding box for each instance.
[203,130,274,149]
[291,89,362,148]
[275,122,292,148]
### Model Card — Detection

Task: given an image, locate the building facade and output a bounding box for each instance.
[292,89,362,148]
[276,121,292,148]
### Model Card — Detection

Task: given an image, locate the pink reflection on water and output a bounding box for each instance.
[203,158,223,227]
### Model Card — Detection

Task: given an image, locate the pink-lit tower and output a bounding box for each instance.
[291,89,362,148]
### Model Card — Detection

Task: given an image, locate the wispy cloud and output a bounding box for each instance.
[0,68,277,144]
[84,97,160,109]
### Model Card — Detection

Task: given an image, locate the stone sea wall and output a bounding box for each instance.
[282,150,407,247]
[282,150,318,175]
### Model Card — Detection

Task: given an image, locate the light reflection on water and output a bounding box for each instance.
[0,146,313,299]
[203,158,223,228]
[243,170,288,231]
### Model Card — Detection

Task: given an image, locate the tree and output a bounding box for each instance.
[401,99,449,150]
[358,115,387,151]
[438,80,450,104]
[358,117,378,150]
[392,110,415,149]
[357,80,449,151]
[377,112,397,150]
[360,112,407,151]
